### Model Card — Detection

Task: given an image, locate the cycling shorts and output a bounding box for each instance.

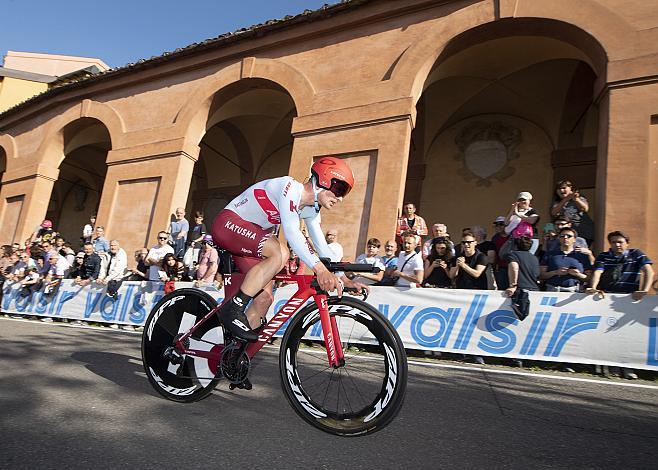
[212,209,274,261]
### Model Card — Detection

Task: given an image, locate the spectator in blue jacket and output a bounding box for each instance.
[540,227,592,292]
[75,243,101,286]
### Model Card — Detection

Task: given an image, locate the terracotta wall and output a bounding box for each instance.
[420,115,554,238]
[0,0,657,270]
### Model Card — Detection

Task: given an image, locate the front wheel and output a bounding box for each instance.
[141,288,223,402]
[279,296,407,436]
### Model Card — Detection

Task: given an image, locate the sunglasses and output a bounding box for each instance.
[158,236,168,240]
[559,234,574,238]
[461,240,476,245]
[327,179,351,198]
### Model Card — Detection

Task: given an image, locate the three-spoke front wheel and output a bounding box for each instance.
[279,296,407,436]
[141,288,223,403]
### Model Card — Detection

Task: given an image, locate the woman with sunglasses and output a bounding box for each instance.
[211,156,368,342]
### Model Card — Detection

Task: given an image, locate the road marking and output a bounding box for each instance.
[407,359,658,390]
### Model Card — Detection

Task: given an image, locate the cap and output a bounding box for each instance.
[41,219,53,228]
[202,234,214,243]
[517,191,532,200]
[493,216,506,224]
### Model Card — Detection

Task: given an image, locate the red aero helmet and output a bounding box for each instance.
[311,157,354,198]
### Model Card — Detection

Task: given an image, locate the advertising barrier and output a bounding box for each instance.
[2,280,657,370]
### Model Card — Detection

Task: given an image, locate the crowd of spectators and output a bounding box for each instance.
[0,209,226,329]
[342,179,655,378]
[0,179,654,379]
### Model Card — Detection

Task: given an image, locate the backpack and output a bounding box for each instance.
[598,253,628,291]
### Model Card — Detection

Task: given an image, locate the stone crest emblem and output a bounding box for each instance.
[454,122,522,186]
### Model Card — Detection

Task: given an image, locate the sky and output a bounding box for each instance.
[0,0,335,68]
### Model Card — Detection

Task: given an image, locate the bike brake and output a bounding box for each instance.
[344,287,369,301]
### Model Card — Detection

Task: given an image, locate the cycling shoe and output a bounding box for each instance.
[217,299,258,342]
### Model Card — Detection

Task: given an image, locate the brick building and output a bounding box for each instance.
[1,0,657,265]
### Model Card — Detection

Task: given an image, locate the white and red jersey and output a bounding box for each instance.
[225,176,333,269]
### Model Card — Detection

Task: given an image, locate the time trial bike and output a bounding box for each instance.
[141,260,407,436]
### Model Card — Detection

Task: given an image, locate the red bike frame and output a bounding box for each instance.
[172,272,345,371]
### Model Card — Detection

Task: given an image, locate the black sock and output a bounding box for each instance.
[231,289,252,310]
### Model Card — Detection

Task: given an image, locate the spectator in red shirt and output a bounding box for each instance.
[396,203,428,248]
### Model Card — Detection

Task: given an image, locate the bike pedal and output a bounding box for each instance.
[229,378,252,391]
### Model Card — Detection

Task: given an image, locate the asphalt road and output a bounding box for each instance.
[1,318,657,470]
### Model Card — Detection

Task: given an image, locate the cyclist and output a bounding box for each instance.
[211,157,368,341]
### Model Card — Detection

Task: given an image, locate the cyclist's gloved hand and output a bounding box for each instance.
[341,275,370,297]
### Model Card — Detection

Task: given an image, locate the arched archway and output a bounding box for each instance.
[47,118,111,244]
[408,19,604,239]
[186,78,297,220]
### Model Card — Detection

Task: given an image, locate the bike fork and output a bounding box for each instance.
[314,294,345,368]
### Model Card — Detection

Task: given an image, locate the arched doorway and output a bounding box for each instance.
[187,78,297,221]
[410,19,604,240]
[47,118,111,244]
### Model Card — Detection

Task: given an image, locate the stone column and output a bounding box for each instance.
[0,164,58,245]
[597,85,658,264]
[289,115,413,261]
[96,146,198,264]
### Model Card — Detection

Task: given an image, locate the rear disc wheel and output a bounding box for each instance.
[141,288,223,402]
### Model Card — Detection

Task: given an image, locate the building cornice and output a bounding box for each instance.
[0,0,454,130]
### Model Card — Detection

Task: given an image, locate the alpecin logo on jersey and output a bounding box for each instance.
[224,220,257,240]
[254,189,281,224]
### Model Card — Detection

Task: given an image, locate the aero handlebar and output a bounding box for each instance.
[319,258,382,274]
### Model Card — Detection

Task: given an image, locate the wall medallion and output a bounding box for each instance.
[454,122,522,186]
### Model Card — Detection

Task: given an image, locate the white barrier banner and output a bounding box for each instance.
[269,285,658,371]
[3,280,657,370]
[0,280,224,325]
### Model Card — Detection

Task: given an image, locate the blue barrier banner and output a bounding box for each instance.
[3,280,657,370]
[1,280,223,325]
[269,285,658,371]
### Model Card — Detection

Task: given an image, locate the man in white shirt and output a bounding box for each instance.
[391,231,424,287]
[46,252,70,278]
[146,231,174,281]
[325,228,343,262]
[351,238,385,285]
[98,240,128,284]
